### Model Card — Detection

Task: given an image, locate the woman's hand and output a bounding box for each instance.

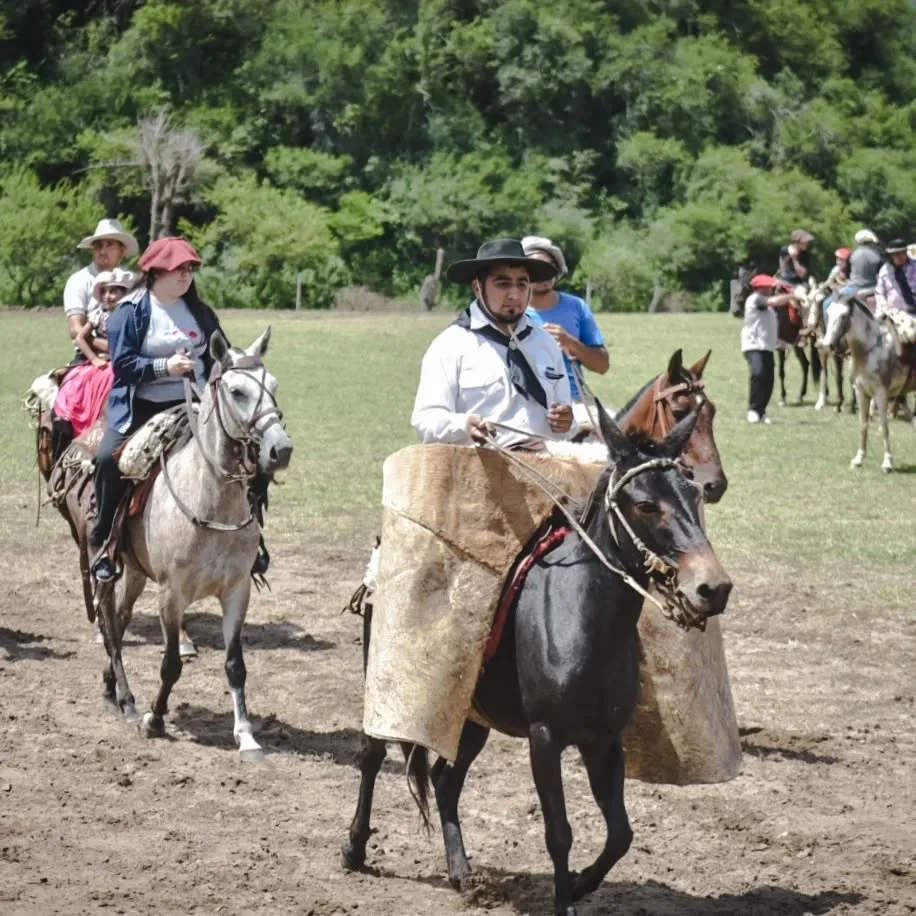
[166,353,196,376]
[91,355,109,370]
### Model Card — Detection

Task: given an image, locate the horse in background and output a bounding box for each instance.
[824,299,916,471]
[731,265,819,407]
[801,281,857,414]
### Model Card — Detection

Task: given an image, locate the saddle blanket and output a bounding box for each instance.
[363,443,742,784]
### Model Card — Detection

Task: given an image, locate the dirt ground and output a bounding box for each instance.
[0,520,913,916]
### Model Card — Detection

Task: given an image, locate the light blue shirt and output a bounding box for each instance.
[526,292,605,399]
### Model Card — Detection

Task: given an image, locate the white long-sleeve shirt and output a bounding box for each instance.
[411,301,575,447]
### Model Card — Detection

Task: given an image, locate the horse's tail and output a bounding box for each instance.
[401,742,432,833]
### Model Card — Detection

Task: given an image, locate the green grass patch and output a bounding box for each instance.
[2,309,913,598]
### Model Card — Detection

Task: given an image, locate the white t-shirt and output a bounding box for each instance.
[411,301,575,447]
[63,264,103,348]
[741,292,778,352]
[135,294,206,403]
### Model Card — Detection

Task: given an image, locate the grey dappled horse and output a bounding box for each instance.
[93,328,293,757]
[824,300,916,472]
[801,281,856,414]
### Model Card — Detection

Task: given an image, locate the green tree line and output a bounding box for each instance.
[1,0,915,309]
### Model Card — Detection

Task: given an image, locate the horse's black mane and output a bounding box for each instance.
[566,430,670,526]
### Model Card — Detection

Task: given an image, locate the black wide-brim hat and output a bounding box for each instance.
[445,238,559,284]
[885,238,909,253]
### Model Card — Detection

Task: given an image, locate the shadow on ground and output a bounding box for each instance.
[126,611,336,652]
[0,626,75,662]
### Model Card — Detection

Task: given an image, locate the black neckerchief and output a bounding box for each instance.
[454,307,549,409]
[893,264,916,310]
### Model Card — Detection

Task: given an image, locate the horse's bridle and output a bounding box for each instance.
[651,373,707,438]
[204,355,284,480]
[603,457,708,630]
[485,433,709,631]
[161,355,284,532]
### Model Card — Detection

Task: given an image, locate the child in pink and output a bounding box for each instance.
[55,269,134,435]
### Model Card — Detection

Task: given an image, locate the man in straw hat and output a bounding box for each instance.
[875,239,916,353]
[846,228,883,294]
[411,238,575,448]
[64,218,139,351]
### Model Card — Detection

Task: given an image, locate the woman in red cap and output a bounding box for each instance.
[741,274,797,423]
[89,237,223,581]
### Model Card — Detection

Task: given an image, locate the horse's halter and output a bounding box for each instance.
[602,457,708,631]
[198,355,284,482]
[651,372,707,438]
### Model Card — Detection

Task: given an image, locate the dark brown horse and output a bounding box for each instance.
[343,393,732,915]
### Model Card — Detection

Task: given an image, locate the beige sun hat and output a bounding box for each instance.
[854,228,879,245]
[908,244,916,260]
[78,218,139,257]
[92,267,135,301]
[521,235,569,277]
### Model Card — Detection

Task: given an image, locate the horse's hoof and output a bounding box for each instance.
[778,399,787,408]
[815,399,826,410]
[447,864,473,891]
[341,841,366,872]
[178,640,197,660]
[139,712,166,739]
[881,462,893,474]
[237,731,264,762]
[123,704,140,725]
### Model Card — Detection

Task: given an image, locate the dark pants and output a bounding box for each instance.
[744,350,775,416]
[90,398,182,550]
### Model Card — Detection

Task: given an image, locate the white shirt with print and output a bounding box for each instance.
[741,292,778,352]
[411,301,575,447]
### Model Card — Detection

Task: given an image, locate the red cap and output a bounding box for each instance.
[138,237,202,273]
[835,247,850,259]
[750,274,779,289]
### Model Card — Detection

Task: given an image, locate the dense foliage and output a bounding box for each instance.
[1,0,915,309]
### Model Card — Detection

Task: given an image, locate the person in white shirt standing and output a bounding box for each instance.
[741,274,797,424]
[63,218,139,353]
[411,238,575,448]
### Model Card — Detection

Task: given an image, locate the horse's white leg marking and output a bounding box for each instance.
[851,380,868,468]
[221,581,262,761]
[876,387,893,472]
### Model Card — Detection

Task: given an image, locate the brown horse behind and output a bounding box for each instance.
[615,348,727,503]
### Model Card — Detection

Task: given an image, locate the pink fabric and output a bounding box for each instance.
[54,362,114,436]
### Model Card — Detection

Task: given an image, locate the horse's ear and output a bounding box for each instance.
[246,326,272,360]
[210,329,230,366]
[690,349,711,379]
[595,397,633,465]
[662,406,701,458]
[665,348,684,383]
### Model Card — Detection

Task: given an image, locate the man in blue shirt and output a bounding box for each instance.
[521,236,608,405]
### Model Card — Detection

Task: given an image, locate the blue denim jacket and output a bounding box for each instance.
[106,290,222,434]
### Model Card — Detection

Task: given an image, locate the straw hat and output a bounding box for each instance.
[92,267,135,301]
[77,218,139,257]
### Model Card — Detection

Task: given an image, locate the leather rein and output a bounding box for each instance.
[482,431,705,630]
[160,355,283,532]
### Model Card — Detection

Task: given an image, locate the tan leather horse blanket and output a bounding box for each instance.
[363,444,741,784]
